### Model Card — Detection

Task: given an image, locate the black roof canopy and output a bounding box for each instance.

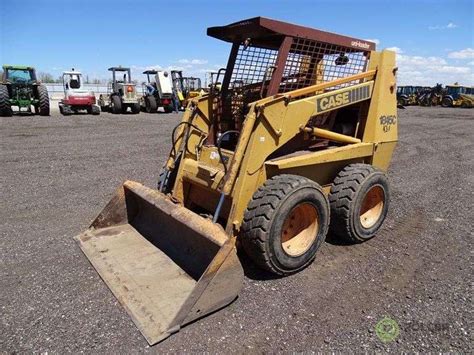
[108,66,130,71]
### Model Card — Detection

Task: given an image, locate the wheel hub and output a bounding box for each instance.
[281,203,319,257]
[359,185,384,228]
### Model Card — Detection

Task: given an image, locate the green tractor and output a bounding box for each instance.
[0,65,50,116]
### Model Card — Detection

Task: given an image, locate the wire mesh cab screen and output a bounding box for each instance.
[230,45,278,89]
[226,37,368,102]
[218,36,369,133]
[280,37,368,93]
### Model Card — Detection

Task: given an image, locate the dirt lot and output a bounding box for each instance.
[1,107,473,352]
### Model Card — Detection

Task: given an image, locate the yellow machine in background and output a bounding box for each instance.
[171,70,204,109]
[75,17,398,345]
[442,84,474,108]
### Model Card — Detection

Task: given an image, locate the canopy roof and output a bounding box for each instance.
[108,66,130,71]
[3,65,35,70]
[207,17,376,51]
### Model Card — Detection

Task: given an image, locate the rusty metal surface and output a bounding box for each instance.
[207,17,376,51]
[74,180,244,345]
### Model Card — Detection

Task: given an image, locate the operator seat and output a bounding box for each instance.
[70,79,80,89]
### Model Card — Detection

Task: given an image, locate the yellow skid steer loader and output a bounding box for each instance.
[75,17,398,345]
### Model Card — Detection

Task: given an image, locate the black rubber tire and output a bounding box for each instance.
[145,96,158,113]
[164,105,174,113]
[86,106,93,114]
[442,97,453,107]
[329,164,390,243]
[37,84,50,116]
[241,174,330,275]
[397,98,407,107]
[110,95,122,114]
[0,84,12,116]
[92,105,100,115]
[131,102,141,114]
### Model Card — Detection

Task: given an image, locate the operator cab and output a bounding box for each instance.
[62,69,83,91]
[445,85,468,99]
[205,17,375,148]
[3,66,36,84]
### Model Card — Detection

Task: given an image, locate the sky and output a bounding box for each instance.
[1,0,473,86]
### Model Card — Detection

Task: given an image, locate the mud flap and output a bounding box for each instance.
[74,180,244,345]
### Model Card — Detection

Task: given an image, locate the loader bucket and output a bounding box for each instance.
[74,180,244,345]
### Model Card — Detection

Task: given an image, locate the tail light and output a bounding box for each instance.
[162,99,170,105]
[127,85,134,93]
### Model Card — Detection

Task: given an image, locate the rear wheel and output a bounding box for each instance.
[0,84,12,116]
[241,174,330,275]
[164,105,173,113]
[92,105,100,115]
[37,84,50,116]
[110,95,122,114]
[131,102,141,114]
[442,97,453,107]
[329,164,390,243]
[145,96,158,113]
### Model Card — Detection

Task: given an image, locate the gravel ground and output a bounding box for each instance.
[1,107,473,353]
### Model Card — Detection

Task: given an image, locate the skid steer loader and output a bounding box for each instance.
[75,17,398,345]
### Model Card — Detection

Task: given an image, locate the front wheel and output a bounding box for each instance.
[329,164,390,243]
[442,97,453,107]
[397,98,407,107]
[131,102,141,114]
[241,174,330,275]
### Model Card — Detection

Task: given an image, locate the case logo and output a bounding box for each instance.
[316,84,371,112]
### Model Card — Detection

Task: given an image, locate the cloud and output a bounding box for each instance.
[428,22,458,30]
[394,50,473,85]
[131,64,163,71]
[178,59,208,65]
[469,61,474,66]
[447,48,474,59]
[386,46,403,54]
[365,38,380,46]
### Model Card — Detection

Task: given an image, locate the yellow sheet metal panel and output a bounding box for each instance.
[265,143,374,170]
[363,50,398,143]
[292,81,374,115]
[371,141,397,171]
